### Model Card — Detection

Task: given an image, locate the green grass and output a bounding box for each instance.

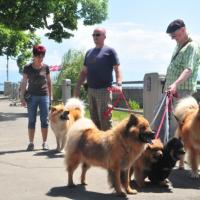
[112,110,129,121]
[85,109,129,121]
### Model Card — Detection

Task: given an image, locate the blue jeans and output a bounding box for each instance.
[27,95,49,129]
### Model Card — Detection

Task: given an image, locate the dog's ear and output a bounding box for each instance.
[126,114,138,129]
[125,114,138,137]
[51,106,57,112]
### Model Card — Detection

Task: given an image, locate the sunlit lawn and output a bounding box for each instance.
[86,109,131,121]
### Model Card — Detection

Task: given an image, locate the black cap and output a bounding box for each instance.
[166,19,185,33]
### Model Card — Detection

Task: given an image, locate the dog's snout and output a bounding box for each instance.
[60,110,69,120]
[156,150,163,157]
[139,132,155,144]
[150,131,155,139]
[179,148,186,155]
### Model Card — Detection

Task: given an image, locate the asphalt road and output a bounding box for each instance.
[0,97,200,200]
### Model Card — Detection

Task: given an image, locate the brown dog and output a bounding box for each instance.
[174,96,200,178]
[49,98,85,152]
[64,114,154,197]
[133,139,163,187]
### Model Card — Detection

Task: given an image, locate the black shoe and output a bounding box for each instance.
[26,143,34,151]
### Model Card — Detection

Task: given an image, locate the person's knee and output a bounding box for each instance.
[28,122,36,129]
[41,118,48,128]
[41,124,48,129]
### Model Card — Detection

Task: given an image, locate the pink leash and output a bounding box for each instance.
[103,87,132,118]
[155,92,174,139]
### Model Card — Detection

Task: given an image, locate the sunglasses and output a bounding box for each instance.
[92,33,101,37]
[35,54,45,59]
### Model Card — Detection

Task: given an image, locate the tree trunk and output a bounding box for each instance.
[6,55,9,81]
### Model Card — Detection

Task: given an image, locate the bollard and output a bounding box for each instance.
[4,81,12,96]
[143,73,165,122]
[62,79,71,104]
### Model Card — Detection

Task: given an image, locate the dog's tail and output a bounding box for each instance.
[174,96,198,123]
[65,97,85,118]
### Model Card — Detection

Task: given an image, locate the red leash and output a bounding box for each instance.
[103,87,131,118]
[155,92,174,139]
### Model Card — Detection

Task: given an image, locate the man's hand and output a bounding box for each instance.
[166,82,178,96]
[114,85,122,92]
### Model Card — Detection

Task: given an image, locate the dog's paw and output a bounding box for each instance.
[56,147,61,152]
[81,181,87,186]
[126,187,138,194]
[158,180,169,187]
[178,166,185,170]
[67,182,76,188]
[190,171,199,179]
[136,181,146,188]
[117,191,127,197]
[55,149,61,153]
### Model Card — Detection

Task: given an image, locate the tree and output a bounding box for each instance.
[0,0,108,42]
[53,49,86,101]
[0,24,40,80]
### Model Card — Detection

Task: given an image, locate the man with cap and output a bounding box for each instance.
[152,19,200,143]
[165,19,200,97]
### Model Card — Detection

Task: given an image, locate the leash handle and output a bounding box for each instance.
[103,87,131,118]
[155,92,173,139]
[107,87,131,110]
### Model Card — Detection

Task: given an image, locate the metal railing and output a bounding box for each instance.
[4,78,200,111]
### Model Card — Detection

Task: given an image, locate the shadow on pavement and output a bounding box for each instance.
[0,148,64,159]
[34,149,64,159]
[0,112,27,121]
[0,149,47,155]
[130,180,172,194]
[47,184,127,200]
[0,149,27,155]
[169,169,200,189]
[129,168,200,193]
[47,169,200,200]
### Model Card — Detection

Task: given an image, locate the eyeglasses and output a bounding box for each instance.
[92,33,101,37]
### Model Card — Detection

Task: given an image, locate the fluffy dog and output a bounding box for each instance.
[64,114,154,197]
[147,137,185,186]
[49,98,85,152]
[174,96,200,178]
[133,139,164,187]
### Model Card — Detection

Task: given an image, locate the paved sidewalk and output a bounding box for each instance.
[0,97,200,200]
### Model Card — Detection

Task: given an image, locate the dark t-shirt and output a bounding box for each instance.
[23,63,50,96]
[84,46,120,89]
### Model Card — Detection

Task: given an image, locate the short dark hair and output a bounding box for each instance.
[33,45,46,56]
[166,19,185,34]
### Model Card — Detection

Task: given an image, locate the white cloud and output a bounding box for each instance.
[1,21,200,83]
[40,21,175,80]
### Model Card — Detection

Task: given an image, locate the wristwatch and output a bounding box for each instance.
[116,83,122,86]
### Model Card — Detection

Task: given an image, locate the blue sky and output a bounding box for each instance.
[1,0,200,83]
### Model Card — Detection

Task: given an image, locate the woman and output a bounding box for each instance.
[20,45,52,151]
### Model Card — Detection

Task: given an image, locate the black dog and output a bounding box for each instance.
[147,137,185,186]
